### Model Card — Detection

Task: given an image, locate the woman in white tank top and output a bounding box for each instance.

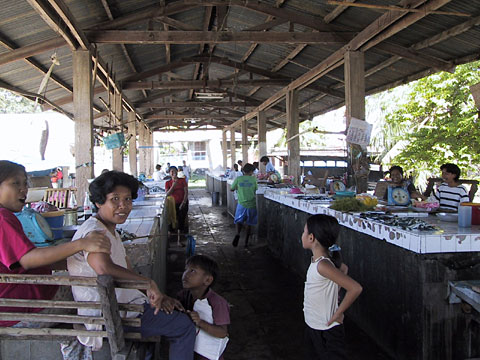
[301,214,363,359]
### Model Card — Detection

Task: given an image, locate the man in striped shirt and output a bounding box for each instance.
[434,163,469,211]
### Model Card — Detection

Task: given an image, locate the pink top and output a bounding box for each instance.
[0,208,58,326]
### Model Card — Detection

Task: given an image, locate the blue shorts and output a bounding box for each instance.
[234,203,257,226]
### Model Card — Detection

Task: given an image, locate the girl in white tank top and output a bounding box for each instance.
[301,214,363,359]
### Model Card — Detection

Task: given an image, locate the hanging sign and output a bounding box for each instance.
[346,117,372,147]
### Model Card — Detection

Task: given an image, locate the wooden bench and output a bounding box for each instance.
[0,274,155,360]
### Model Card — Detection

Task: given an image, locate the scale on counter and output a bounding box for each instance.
[15,208,54,247]
[387,187,411,206]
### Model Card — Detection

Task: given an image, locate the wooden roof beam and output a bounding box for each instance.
[185,0,340,32]
[225,0,450,130]
[243,18,288,32]
[122,79,290,90]
[144,114,240,122]
[136,101,257,109]
[0,37,66,67]
[324,0,356,24]
[0,33,71,93]
[189,5,213,100]
[89,2,199,31]
[85,30,354,44]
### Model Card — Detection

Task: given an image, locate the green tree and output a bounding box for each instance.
[0,89,39,113]
[375,61,480,178]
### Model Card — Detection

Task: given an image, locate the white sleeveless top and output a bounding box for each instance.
[303,256,340,330]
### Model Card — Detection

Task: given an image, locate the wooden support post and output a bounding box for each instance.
[96,275,127,360]
[147,130,154,176]
[257,111,267,173]
[230,128,236,168]
[241,119,248,164]
[138,125,147,176]
[286,89,300,185]
[73,50,94,205]
[344,50,367,193]
[112,92,123,171]
[222,129,228,170]
[128,112,137,177]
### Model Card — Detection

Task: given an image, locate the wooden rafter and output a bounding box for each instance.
[0,37,66,67]
[136,101,256,109]
[326,1,470,17]
[324,0,356,24]
[85,30,354,44]
[225,0,452,130]
[122,79,290,90]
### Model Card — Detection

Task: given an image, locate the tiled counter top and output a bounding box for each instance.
[264,189,480,254]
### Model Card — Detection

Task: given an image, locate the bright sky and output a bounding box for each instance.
[0,111,75,171]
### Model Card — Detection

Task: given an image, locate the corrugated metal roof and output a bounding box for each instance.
[0,0,478,132]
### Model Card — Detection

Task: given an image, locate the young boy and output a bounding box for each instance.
[230,163,258,247]
[178,255,230,360]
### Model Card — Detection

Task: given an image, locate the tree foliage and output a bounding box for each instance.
[377,61,480,178]
[0,89,39,113]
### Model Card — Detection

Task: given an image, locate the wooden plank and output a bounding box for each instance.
[230,128,236,168]
[0,298,143,312]
[136,101,254,109]
[257,111,267,173]
[0,274,149,290]
[0,327,107,338]
[97,275,126,357]
[26,0,77,50]
[0,312,140,327]
[241,119,248,163]
[222,130,228,170]
[46,0,90,50]
[86,30,354,44]
[0,37,66,66]
[128,111,138,177]
[324,0,356,24]
[286,90,300,185]
[112,92,124,172]
[122,78,289,90]
[326,1,470,17]
[144,114,238,120]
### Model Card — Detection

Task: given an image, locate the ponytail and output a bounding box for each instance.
[306,214,342,268]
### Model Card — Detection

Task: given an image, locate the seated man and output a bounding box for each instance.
[67,171,195,359]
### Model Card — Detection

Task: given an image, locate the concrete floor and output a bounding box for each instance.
[164,188,393,360]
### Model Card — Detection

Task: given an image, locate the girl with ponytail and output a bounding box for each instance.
[301,214,362,359]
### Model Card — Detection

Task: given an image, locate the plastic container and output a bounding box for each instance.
[458,204,472,227]
[212,192,219,205]
[41,210,65,239]
[472,205,480,225]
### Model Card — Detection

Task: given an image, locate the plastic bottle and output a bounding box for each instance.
[83,192,93,220]
[458,203,472,227]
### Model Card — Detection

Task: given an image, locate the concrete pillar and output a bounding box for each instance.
[222,129,228,170]
[286,89,300,185]
[73,50,94,205]
[241,119,248,164]
[112,92,123,171]
[257,111,267,173]
[230,128,236,168]
[344,50,367,193]
[127,111,137,177]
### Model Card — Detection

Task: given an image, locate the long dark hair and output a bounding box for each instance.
[0,161,27,184]
[306,214,342,268]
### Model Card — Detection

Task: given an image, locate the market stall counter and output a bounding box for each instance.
[260,189,480,360]
[206,172,228,206]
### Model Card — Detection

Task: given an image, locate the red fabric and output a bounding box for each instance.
[165,178,188,204]
[0,208,58,327]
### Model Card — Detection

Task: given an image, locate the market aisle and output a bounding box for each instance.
[164,188,392,360]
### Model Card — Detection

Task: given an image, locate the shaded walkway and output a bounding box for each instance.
[164,188,392,360]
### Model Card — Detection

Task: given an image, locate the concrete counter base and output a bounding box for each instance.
[260,197,480,360]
